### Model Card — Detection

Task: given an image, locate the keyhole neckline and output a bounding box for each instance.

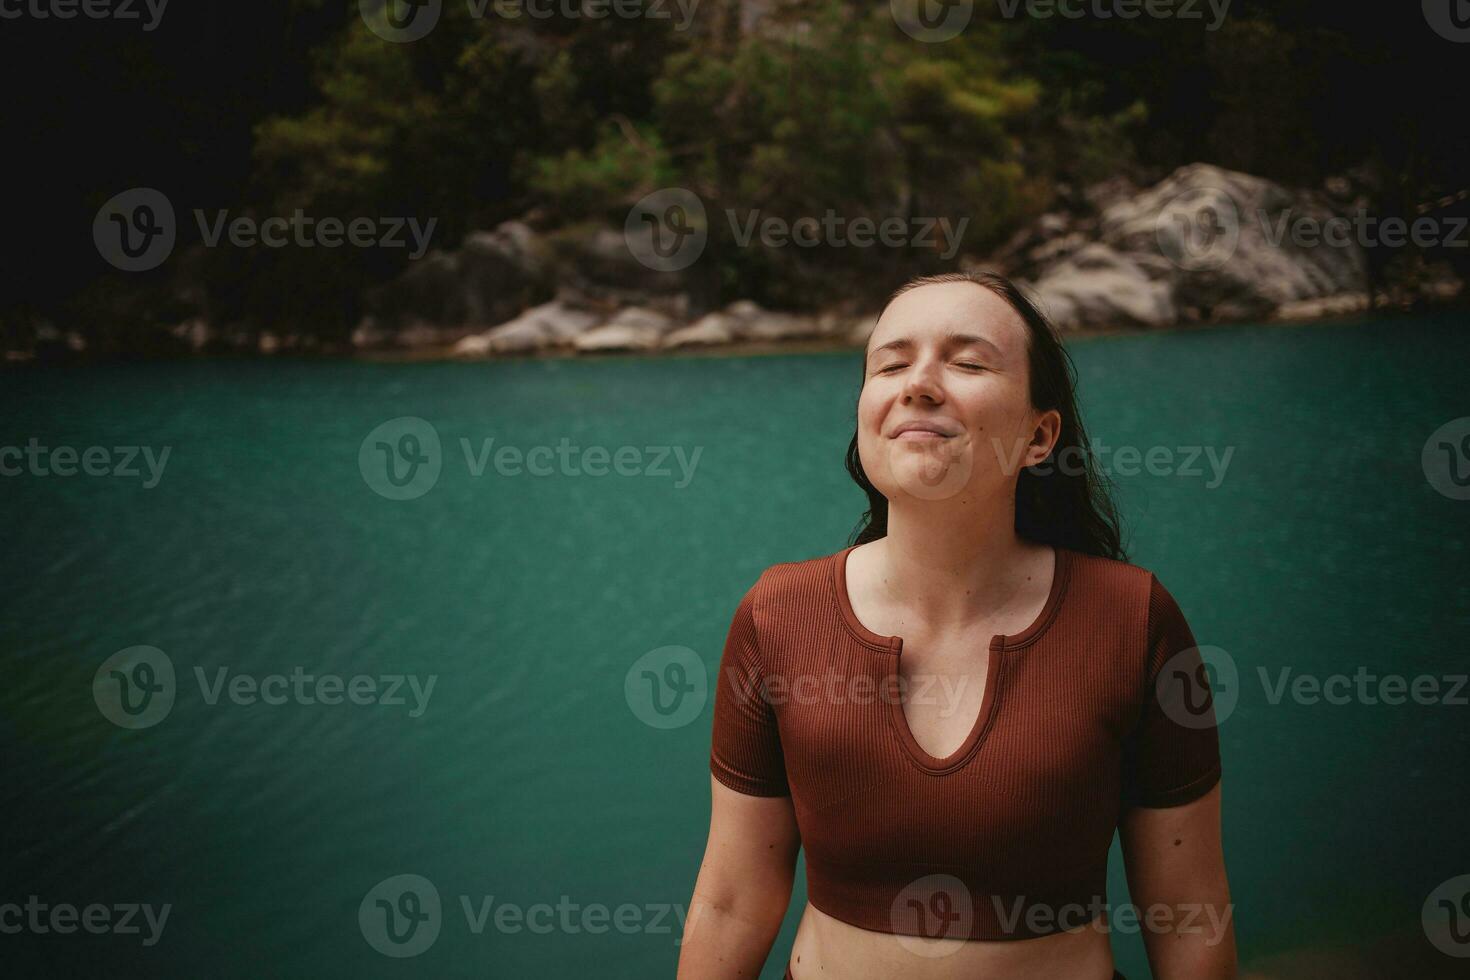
[830,541,1073,773]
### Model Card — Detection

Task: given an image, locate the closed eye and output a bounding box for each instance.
[955,361,986,370]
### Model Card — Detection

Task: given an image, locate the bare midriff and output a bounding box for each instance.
[789,902,1116,980]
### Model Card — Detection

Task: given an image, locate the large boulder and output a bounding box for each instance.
[1024,243,1176,330]
[1016,164,1370,330]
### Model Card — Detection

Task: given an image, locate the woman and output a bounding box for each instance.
[678,272,1235,980]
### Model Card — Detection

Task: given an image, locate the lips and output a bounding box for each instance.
[890,419,962,439]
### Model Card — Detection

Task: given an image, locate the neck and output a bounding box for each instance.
[874,495,1046,630]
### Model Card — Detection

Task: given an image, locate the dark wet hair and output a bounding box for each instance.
[844,270,1126,561]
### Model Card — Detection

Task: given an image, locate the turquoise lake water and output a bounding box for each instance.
[2,314,1467,977]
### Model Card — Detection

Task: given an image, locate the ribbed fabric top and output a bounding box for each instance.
[708,544,1222,941]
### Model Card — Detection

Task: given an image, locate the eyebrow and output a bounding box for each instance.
[867,331,1004,361]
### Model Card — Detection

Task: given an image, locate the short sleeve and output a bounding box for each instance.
[1120,574,1222,808]
[709,585,789,797]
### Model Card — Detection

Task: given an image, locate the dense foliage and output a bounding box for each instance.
[2,0,1464,349]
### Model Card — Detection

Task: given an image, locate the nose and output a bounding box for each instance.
[901,354,944,405]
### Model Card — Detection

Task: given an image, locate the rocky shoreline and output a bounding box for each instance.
[12,163,1463,364]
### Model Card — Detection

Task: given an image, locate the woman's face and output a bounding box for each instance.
[857,282,1059,504]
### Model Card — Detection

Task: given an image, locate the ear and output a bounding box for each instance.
[1022,409,1062,468]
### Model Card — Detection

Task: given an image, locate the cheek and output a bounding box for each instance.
[960,385,1027,433]
[856,386,887,434]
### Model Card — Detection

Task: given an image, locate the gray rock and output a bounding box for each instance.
[1025,163,1369,330]
[1275,293,1371,320]
[572,307,678,352]
[663,312,737,348]
[552,225,695,302]
[700,300,827,342]
[1027,243,1176,330]
[364,219,553,334]
[453,300,603,357]
[739,312,823,341]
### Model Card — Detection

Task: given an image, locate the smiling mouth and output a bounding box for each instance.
[894,429,954,440]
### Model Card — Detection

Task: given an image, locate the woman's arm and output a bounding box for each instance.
[1119,781,1237,979]
[677,777,801,979]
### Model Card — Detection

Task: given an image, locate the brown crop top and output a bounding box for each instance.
[708,544,1222,941]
